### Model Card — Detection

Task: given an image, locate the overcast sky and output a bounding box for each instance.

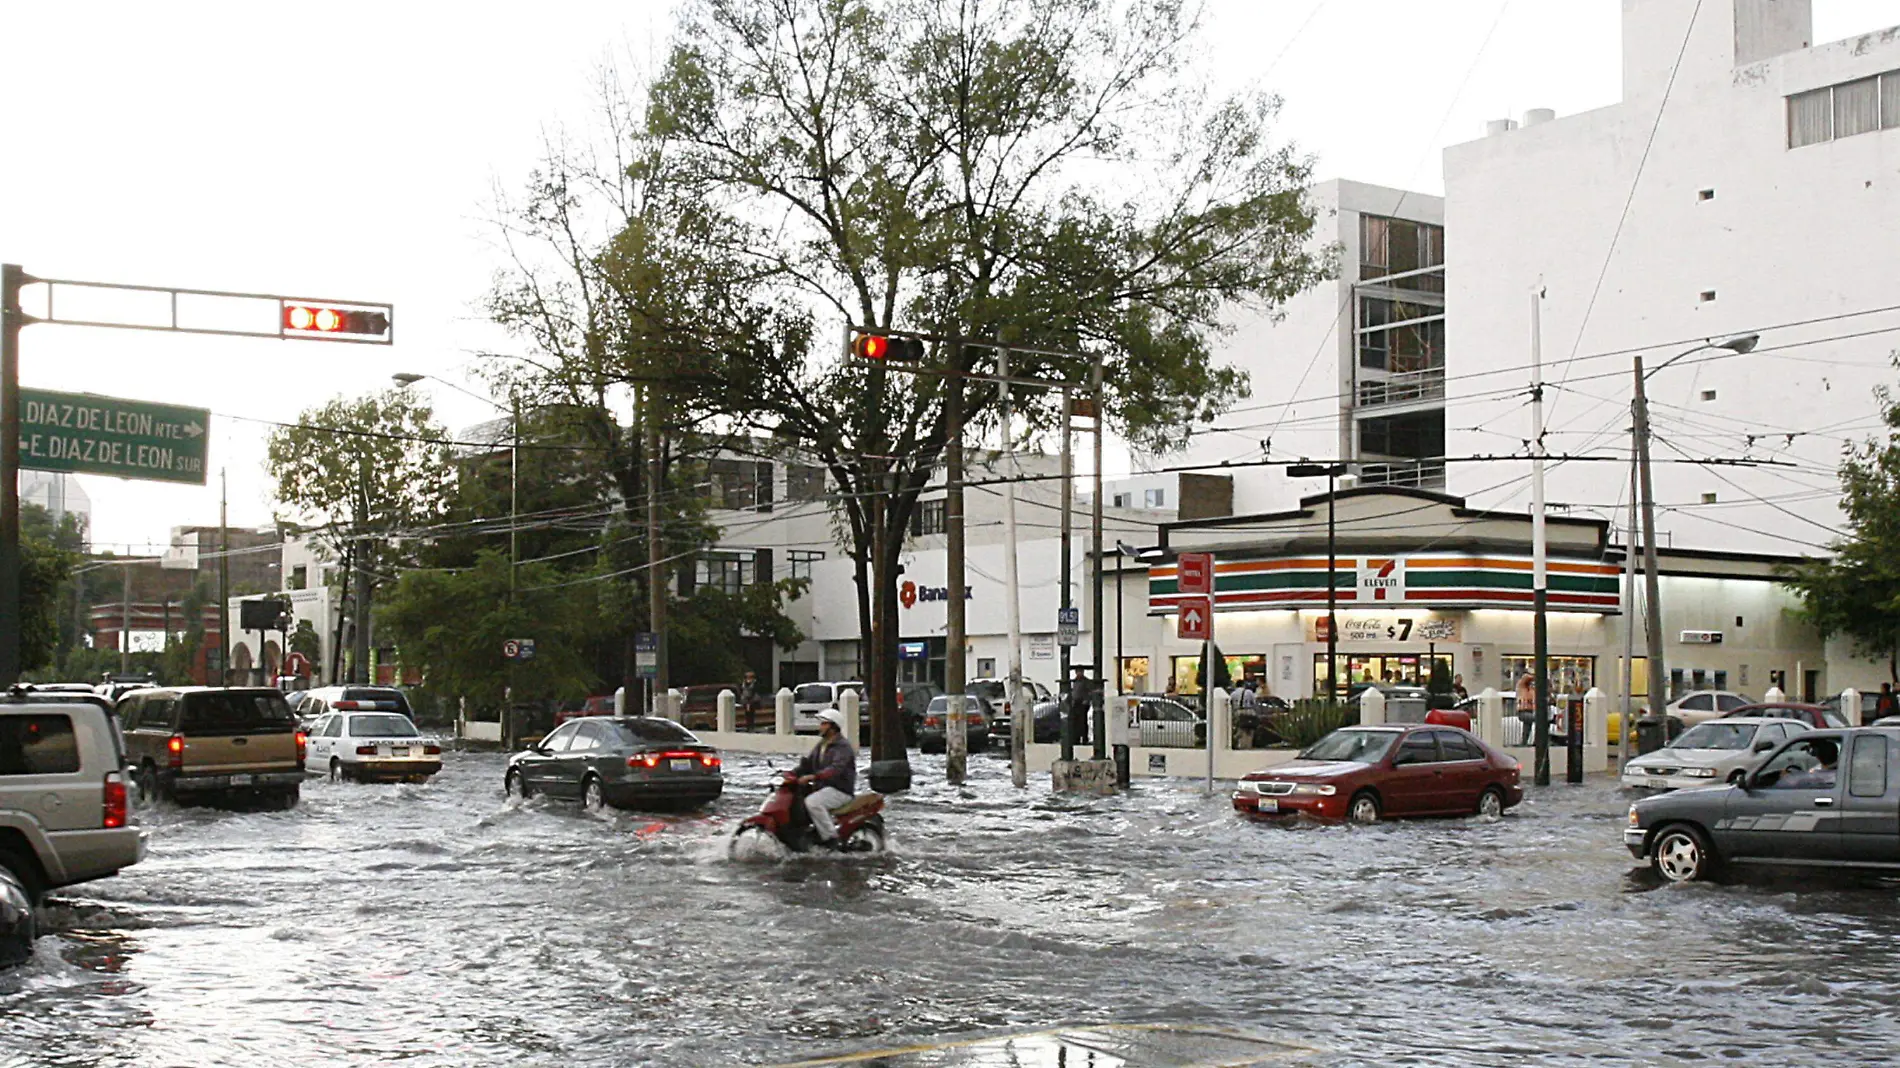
[4,1,1895,554]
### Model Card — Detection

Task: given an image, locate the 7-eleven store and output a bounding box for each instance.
[1123,486,1815,706]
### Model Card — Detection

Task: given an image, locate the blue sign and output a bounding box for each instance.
[898,641,928,660]
[634,631,659,679]
[1058,607,1079,625]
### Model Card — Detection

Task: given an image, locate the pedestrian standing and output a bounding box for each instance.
[1452,674,1469,702]
[1515,672,1537,746]
[1875,682,1897,725]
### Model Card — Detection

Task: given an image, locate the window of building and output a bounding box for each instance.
[1119,656,1151,694]
[1313,653,1454,700]
[1789,71,1900,147]
[707,459,775,512]
[1359,215,1445,292]
[1112,492,1132,508]
[1699,290,1717,302]
[788,550,824,581]
[695,554,753,595]
[1499,655,1597,697]
[1701,390,1717,401]
[1144,488,1166,508]
[910,499,947,537]
[1697,188,1715,201]
[1701,492,1718,504]
[290,565,308,590]
[1358,298,1444,374]
[785,464,826,503]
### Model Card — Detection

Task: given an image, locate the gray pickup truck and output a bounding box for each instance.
[1626,726,1900,882]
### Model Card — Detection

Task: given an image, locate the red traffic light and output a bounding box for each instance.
[851,332,924,361]
[283,303,391,339]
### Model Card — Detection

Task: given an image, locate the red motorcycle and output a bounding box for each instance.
[728,772,887,859]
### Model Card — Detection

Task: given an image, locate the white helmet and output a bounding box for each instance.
[816,708,850,733]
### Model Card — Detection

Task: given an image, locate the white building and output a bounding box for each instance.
[1443,0,1900,558]
[19,471,90,545]
[1156,178,1446,516]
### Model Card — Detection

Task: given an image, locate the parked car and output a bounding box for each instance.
[967,678,1055,745]
[1626,727,1900,882]
[917,695,992,754]
[296,686,418,727]
[1233,724,1523,822]
[678,685,772,731]
[1132,696,1205,748]
[1821,691,1884,726]
[1722,702,1849,731]
[505,716,722,810]
[119,687,306,809]
[0,691,145,911]
[791,682,865,734]
[1664,690,1753,728]
[305,708,442,782]
[555,694,618,727]
[1619,717,1809,790]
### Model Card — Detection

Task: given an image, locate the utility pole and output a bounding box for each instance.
[646,386,668,707]
[1622,459,1639,767]
[120,565,132,674]
[352,456,371,685]
[1090,355,1107,759]
[1001,349,1027,789]
[1058,388,1074,762]
[945,344,968,784]
[1531,289,1552,787]
[220,469,231,685]
[0,264,22,686]
[1633,357,1668,739]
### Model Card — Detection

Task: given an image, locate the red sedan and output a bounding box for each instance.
[1232,725,1523,823]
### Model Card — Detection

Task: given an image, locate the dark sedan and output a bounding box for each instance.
[1626,727,1900,882]
[917,694,991,754]
[1233,724,1523,823]
[505,716,722,810]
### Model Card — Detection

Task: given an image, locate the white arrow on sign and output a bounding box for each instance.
[183,422,204,438]
[1182,606,1204,631]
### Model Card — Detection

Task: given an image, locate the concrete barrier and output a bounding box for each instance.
[1361,688,1385,727]
[717,689,736,733]
[775,688,794,735]
[1478,688,1505,748]
[462,720,501,744]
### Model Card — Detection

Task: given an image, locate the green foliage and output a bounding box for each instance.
[1783,365,1900,681]
[667,578,812,682]
[375,551,600,710]
[289,620,322,661]
[1271,700,1350,750]
[266,391,451,533]
[18,504,78,674]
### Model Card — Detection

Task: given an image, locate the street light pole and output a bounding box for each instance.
[1288,463,1345,700]
[1531,289,1551,788]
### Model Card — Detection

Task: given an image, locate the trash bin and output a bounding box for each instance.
[1636,713,1669,755]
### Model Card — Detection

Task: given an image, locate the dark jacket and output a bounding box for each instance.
[796,736,855,796]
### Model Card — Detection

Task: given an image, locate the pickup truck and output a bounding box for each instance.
[1626,726,1900,882]
[119,687,306,808]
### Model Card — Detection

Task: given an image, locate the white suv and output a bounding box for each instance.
[790,682,865,734]
[1,690,147,962]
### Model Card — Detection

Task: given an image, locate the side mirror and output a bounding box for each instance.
[1754,741,1774,753]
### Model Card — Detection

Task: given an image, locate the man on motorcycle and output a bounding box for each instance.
[794,708,856,845]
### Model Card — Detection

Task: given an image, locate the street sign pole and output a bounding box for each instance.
[1,265,25,685]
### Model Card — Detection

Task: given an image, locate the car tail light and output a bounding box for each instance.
[167,734,185,770]
[295,730,308,767]
[700,753,721,768]
[424,743,442,755]
[924,715,942,728]
[103,771,127,829]
[629,752,661,769]
[356,745,377,755]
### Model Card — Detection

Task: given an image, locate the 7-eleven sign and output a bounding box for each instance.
[1360,558,1402,601]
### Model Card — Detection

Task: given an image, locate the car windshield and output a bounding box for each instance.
[348,714,419,738]
[967,681,1006,701]
[794,685,831,703]
[1671,722,1756,750]
[1300,729,1398,763]
[610,718,697,746]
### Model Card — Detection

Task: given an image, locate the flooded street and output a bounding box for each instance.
[5,751,1900,1066]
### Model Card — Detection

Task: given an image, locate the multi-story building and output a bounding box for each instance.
[1443,0,1900,559]
[1152,178,1446,515]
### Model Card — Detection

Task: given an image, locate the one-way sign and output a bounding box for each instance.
[17,387,210,485]
[1177,596,1213,641]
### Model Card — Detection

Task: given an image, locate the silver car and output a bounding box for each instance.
[1,693,147,905]
[1620,716,1806,790]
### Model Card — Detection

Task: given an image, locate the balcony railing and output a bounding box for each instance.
[1356,366,1445,409]
[1358,458,1447,489]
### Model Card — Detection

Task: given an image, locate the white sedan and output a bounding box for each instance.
[1620,717,1806,790]
[305,710,443,783]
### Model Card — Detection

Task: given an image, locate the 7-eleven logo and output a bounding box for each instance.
[1361,558,1401,601]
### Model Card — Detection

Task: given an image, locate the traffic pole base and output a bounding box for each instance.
[1051,758,1118,795]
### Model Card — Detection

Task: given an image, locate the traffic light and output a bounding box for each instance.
[851,332,924,361]
[282,302,391,340]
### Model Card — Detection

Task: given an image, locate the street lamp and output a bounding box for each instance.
[1629,333,1759,751]
[1287,462,1347,701]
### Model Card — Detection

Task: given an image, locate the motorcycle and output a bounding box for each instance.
[729,771,887,859]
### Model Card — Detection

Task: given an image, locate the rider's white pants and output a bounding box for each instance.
[804,786,851,841]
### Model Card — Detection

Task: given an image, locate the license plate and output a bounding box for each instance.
[670,758,694,771]
[229,773,253,786]
[1256,798,1278,812]
[392,748,411,757]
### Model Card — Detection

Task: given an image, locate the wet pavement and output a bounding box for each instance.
[4,750,1900,1066]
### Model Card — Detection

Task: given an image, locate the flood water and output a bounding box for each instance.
[4,750,1899,1066]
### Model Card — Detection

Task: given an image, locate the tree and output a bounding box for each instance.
[18,504,79,675]
[1784,369,1900,681]
[638,0,1326,765]
[267,391,451,680]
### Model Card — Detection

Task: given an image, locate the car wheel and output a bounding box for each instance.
[1476,786,1506,819]
[582,777,607,812]
[505,769,530,800]
[275,785,301,810]
[329,758,345,783]
[138,761,164,803]
[0,865,35,968]
[1652,825,1715,883]
[1348,791,1381,824]
[0,848,44,907]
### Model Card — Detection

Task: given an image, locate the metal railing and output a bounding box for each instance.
[1356,366,1445,408]
[1358,458,1447,489]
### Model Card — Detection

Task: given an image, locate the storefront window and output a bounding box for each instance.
[1171,654,1266,697]
[1119,656,1151,694]
[1501,655,1597,697]
[1313,653,1452,699]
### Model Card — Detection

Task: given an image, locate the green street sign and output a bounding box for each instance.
[17,388,210,485]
